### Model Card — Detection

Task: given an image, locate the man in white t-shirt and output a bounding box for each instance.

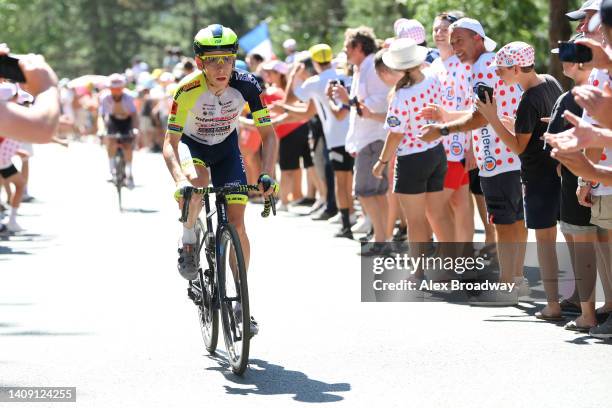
[272,44,353,228]
[331,26,391,244]
[421,18,526,305]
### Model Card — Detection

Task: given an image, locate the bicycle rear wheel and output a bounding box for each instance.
[195,219,218,353]
[217,223,250,375]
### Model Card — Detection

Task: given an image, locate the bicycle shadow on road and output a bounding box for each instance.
[206,355,350,402]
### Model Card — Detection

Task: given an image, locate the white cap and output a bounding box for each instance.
[283,38,297,50]
[567,0,602,20]
[261,59,289,75]
[450,18,497,52]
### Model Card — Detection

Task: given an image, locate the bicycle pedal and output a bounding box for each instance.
[187,287,200,304]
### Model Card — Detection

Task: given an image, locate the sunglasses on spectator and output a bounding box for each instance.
[438,14,459,24]
[199,54,236,67]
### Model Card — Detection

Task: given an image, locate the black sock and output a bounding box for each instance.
[340,209,350,229]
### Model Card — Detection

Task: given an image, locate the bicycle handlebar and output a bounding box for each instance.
[179,184,276,223]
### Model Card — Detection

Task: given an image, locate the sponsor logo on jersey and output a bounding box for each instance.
[236,71,263,92]
[386,116,401,127]
[480,126,496,172]
[170,101,178,115]
[182,80,200,93]
[483,156,496,171]
[450,141,463,156]
[168,124,183,132]
[445,86,455,100]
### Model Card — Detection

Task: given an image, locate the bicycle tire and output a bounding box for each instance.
[217,223,250,375]
[196,219,218,353]
[114,149,125,211]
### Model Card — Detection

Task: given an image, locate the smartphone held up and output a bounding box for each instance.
[0,54,26,83]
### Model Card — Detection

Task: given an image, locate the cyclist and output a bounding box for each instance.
[97,73,139,189]
[162,24,279,334]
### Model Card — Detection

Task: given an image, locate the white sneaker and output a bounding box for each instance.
[277,203,289,212]
[126,176,135,190]
[351,216,372,234]
[6,219,23,233]
[516,277,531,298]
[328,212,342,224]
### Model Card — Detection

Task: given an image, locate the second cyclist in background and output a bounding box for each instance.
[97,73,140,189]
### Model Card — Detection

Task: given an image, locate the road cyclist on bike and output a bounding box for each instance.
[97,73,140,189]
[162,24,279,336]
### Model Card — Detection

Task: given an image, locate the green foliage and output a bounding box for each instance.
[0,0,583,77]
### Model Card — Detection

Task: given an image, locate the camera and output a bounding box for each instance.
[476,84,494,103]
[0,54,26,83]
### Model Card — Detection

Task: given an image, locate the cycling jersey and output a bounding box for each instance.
[167,69,271,145]
[98,91,137,119]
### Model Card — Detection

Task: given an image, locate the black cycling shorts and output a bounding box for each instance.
[180,131,248,205]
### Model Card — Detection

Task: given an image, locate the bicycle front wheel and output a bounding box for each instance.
[217,223,250,375]
[114,149,125,211]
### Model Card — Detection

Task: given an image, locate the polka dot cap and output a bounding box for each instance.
[490,41,535,68]
[394,19,426,44]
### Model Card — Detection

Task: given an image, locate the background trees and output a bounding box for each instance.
[1,0,581,88]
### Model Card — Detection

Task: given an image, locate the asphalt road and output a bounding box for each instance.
[1,140,610,408]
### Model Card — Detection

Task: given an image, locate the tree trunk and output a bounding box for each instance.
[548,0,573,90]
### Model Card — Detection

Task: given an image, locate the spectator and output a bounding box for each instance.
[246,53,265,74]
[283,38,299,64]
[331,26,391,242]
[429,11,475,243]
[258,59,313,211]
[374,38,453,263]
[0,44,60,143]
[547,34,599,332]
[393,18,440,64]
[478,42,564,318]
[420,18,527,305]
[0,82,32,232]
[273,46,354,221]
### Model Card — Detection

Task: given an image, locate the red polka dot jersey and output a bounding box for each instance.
[430,55,471,162]
[467,52,522,177]
[384,75,443,157]
[0,138,21,169]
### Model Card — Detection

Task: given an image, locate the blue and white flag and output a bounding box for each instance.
[239,23,274,59]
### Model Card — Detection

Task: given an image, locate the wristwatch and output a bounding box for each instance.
[577,177,591,187]
[440,126,450,136]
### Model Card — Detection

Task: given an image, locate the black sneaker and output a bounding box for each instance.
[392,225,407,241]
[292,197,316,207]
[334,227,353,240]
[359,228,375,243]
[312,208,338,221]
[589,315,612,339]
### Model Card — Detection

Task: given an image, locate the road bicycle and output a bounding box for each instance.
[182,184,276,375]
